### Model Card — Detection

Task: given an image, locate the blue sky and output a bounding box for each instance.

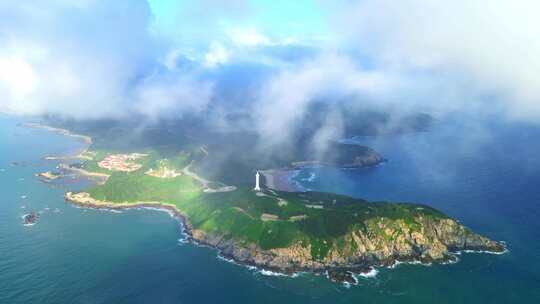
[147,0,333,43]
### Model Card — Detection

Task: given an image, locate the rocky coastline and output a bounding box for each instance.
[65,191,506,284]
[59,163,110,183]
[189,214,505,277]
[291,152,385,170]
[36,171,62,181]
[261,145,386,192]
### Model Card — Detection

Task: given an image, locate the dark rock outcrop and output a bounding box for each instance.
[188,215,505,276]
[22,212,39,225]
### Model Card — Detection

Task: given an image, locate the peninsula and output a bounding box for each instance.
[60,145,505,284]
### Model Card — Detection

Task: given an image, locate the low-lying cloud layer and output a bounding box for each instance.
[253,53,401,148]
[338,0,540,120]
[0,1,212,120]
[1,0,540,134]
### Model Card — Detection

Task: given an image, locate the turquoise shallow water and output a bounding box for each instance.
[1,114,539,303]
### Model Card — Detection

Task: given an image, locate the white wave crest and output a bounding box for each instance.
[357,268,378,278]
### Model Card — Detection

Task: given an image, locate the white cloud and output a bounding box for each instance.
[0,38,128,118]
[204,42,230,68]
[0,0,214,120]
[162,48,183,71]
[134,74,214,121]
[254,53,399,148]
[4,0,540,135]
[310,109,345,159]
[0,55,37,101]
[339,0,540,121]
[227,27,272,46]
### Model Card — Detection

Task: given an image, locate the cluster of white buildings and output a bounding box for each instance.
[98,154,145,172]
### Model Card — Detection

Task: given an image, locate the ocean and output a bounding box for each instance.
[1,113,539,303]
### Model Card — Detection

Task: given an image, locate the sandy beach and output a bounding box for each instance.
[24,122,92,145]
[24,122,93,160]
[259,169,302,192]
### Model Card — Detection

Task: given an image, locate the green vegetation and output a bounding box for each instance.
[82,149,448,258]
[79,148,198,175]
[88,173,200,202]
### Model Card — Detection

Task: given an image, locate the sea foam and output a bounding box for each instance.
[357,268,378,278]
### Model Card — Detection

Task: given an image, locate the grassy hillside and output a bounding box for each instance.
[82,150,447,259]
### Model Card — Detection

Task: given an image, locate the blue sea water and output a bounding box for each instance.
[1,113,539,303]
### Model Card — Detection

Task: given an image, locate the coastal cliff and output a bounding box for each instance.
[65,190,505,282]
[190,212,504,271]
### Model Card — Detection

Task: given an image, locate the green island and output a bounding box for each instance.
[61,145,506,284]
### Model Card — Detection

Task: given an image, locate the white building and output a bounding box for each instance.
[254,171,261,191]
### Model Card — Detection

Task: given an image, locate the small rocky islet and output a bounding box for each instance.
[22,212,39,226]
[36,171,62,182]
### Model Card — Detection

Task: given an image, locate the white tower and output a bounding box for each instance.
[254,171,261,191]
